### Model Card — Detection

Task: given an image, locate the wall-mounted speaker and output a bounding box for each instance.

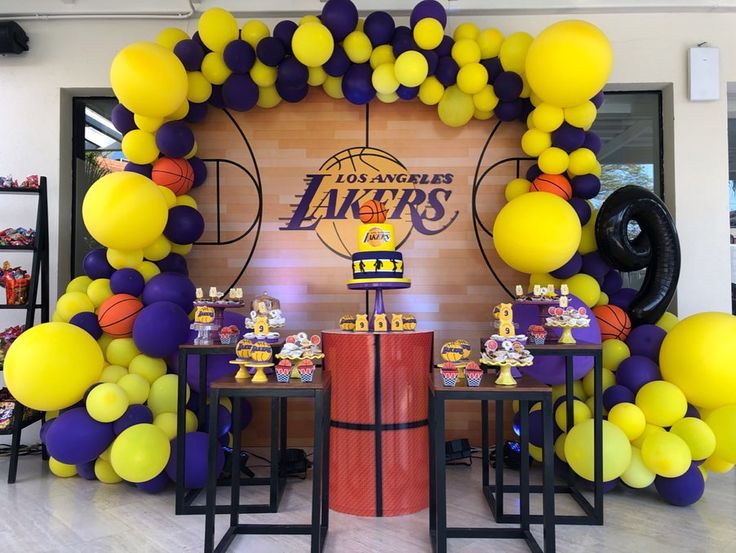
[0,21,29,55]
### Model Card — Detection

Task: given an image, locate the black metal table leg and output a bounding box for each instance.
[231,397,242,528]
[494,399,504,518]
[270,397,280,511]
[519,401,530,533]
[198,355,207,431]
[481,400,489,489]
[542,394,556,552]
[564,355,575,489]
[321,389,331,537]
[205,390,220,553]
[311,390,324,553]
[434,398,447,553]
[7,405,24,483]
[593,350,604,524]
[428,389,436,550]
[176,348,188,515]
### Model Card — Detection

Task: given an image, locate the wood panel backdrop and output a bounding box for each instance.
[187,89,528,446]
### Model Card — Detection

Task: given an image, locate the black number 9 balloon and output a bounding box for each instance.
[594,185,680,326]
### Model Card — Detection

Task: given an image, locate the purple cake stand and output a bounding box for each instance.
[347,281,410,330]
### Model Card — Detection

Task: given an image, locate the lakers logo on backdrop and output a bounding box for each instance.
[281,146,458,258]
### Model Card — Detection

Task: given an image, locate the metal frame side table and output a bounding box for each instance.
[205,372,331,553]
[429,370,555,553]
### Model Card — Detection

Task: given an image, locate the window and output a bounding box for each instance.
[726,87,736,313]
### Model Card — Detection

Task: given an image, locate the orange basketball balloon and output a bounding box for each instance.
[592,304,632,341]
[359,200,388,223]
[98,294,144,338]
[151,158,194,196]
[531,173,572,201]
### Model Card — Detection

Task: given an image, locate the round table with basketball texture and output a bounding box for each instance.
[322,329,433,517]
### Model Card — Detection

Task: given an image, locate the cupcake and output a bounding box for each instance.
[298,359,315,383]
[465,361,483,387]
[440,363,458,387]
[275,359,292,383]
[219,325,240,344]
[528,325,547,345]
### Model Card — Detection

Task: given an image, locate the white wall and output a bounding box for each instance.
[0,11,732,331]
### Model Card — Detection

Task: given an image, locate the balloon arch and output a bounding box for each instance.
[5,0,736,507]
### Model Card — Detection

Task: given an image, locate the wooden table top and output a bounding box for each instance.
[430,369,551,394]
[211,370,330,392]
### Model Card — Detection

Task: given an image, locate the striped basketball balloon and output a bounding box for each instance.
[97,293,143,338]
[592,304,632,341]
[235,339,253,359]
[457,339,472,360]
[250,341,272,362]
[441,341,464,363]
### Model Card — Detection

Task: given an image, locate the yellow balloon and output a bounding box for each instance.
[300,15,320,26]
[582,367,615,398]
[370,44,395,69]
[473,85,499,112]
[4,322,104,411]
[493,192,581,274]
[55,291,94,322]
[376,92,399,104]
[66,275,92,294]
[133,114,163,133]
[153,412,179,440]
[702,455,734,473]
[256,85,281,109]
[111,42,187,118]
[323,76,344,99]
[170,243,193,256]
[107,248,144,270]
[670,417,716,460]
[136,260,161,282]
[555,399,591,431]
[699,464,709,481]
[567,273,601,308]
[51,311,64,322]
[635,380,687,427]
[473,108,493,120]
[185,409,198,432]
[660,313,736,409]
[550,381,586,404]
[371,63,399,94]
[620,447,655,488]
[456,63,488,95]
[198,8,239,52]
[158,185,177,208]
[142,235,171,262]
[565,101,597,129]
[526,20,612,108]
[578,210,598,254]
[241,20,270,49]
[106,338,141,368]
[554,433,567,461]
[201,52,232,85]
[602,338,630,371]
[148,374,189,416]
[640,430,691,477]
[437,85,474,128]
[631,423,665,448]
[595,291,609,306]
[419,76,445,106]
[504,178,531,201]
[128,354,167,385]
[531,103,565,133]
[292,22,335,67]
[250,59,277,87]
[608,402,646,441]
[86,278,113,308]
[528,443,543,463]
[111,423,171,483]
[499,32,533,74]
[176,194,198,209]
[477,28,504,58]
[705,405,736,462]
[394,50,428,87]
[568,148,599,177]
[656,312,678,332]
[451,39,481,67]
[94,457,122,484]
[97,333,114,353]
[49,457,77,478]
[187,71,212,103]
[121,129,159,165]
[414,18,444,50]
[453,22,480,41]
[83,172,168,252]
[117,373,151,405]
[155,27,189,50]
[100,364,128,383]
[167,100,189,121]
[538,147,570,175]
[307,66,327,87]
[565,419,631,481]
[521,128,551,157]
[86,382,130,423]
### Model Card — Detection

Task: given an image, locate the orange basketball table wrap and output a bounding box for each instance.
[322,330,433,517]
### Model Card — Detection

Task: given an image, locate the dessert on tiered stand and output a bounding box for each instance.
[230,338,274,383]
[243,291,285,344]
[545,305,590,344]
[191,287,245,345]
[276,332,324,378]
[480,303,534,386]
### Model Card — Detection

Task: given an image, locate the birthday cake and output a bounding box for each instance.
[348,200,410,285]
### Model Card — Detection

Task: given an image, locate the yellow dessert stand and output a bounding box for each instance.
[545,319,590,344]
[435,361,468,379]
[229,360,274,383]
[479,358,534,386]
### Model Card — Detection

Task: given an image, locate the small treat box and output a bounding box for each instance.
[527,325,547,345]
[465,361,483,387]
[440,363,459,387]
[298,359,315,383]
[219,325,240,345]
[275,360,292,383]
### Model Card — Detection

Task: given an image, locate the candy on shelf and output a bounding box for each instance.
[0,227,35,247]
[0,262,31,305]
[0,175,39,190]
[0,325,24,369]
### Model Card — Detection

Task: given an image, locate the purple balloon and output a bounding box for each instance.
[582,132,602,155]
[40,419,53,444]
[174,39,205,71]
[111,103,136,134]
[481,57,503,83]
[655,463,705,506]
[277,81,309,103]
[342,63,376,105]
[552,123,586,152]
[76,460,97,480]
[551,252,583,279]
[321,0,359,42]
[185,101,208,124]
[83,248,114,280]
[515,295,602,385]
[273,20,297,51]
[164,205,205,245]
[137,469,170,493]
[601,270,623,296]
[189,156,207,188]
[609,288,637,311]
[527,409,544,447]
[192,31,212,54]
[685,404,700,419]
[494,99,523,122]
[124,162,152,178]
[142,272,196,313]
[222,74,259,112]
[590,91,605,109]
[410,0,448,28]
[69,311,102,340]
[435,56,459,87]
[364,11,395,46]
[494,72,523,101]
[156,121,195,158]
[569,197,592,226]
[392,28,416,57]
[421,49,439,76]
[615,356,661,395]
[156,252,188,275]
[277,56,308,88]
[626,325,666,361]
[110,268,145,297]
[256,37,286,67]
[323,44,351,77]
[132,301,190,358]
[203,404,232,437]
[45,408,114,465]
[518,99,534,123]
[603,385,634,410]
[526,164,542,182]
[209,85,225,109]
[113,404,154,435]
[581,252,609,284]
[223,40,256,74]
[166,431,226,489]
[436,35,454,57]
[396,85,419,100]
[571,174,601,199]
